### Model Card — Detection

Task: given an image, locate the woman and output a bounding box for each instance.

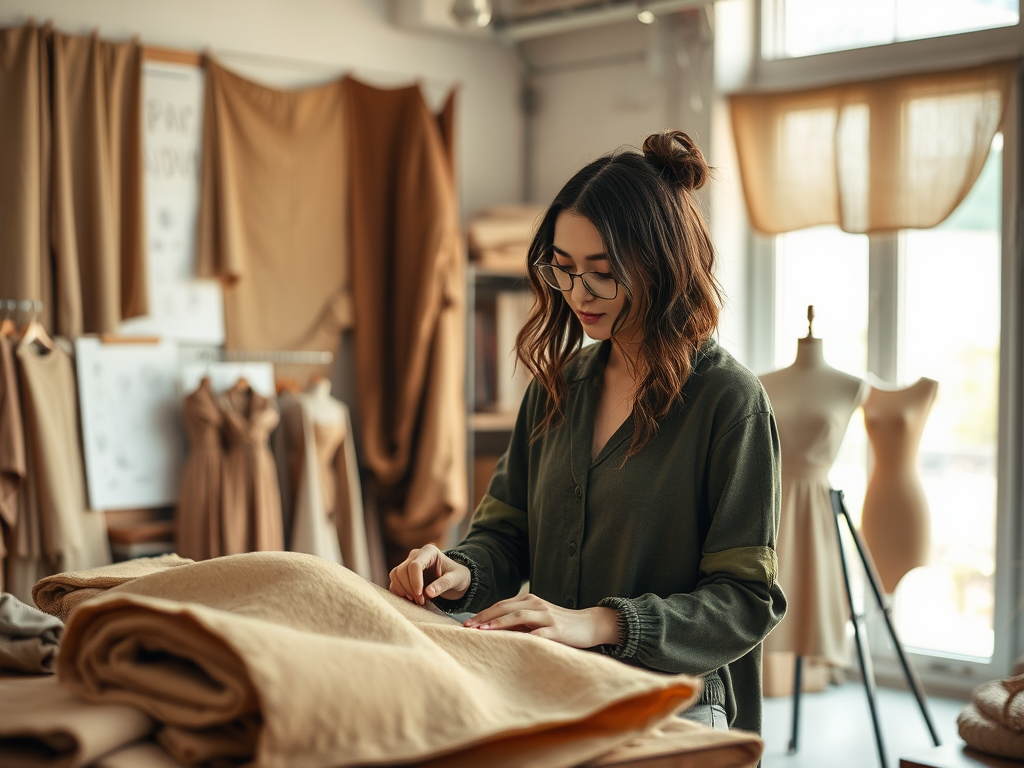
[389,130,786,735]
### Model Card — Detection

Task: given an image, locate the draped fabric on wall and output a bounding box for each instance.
[0,22,148,337]
[197,58,353,367]
[729,60,1017,235]
[196,62,467,559]
[0,24,49,323]
[346,81,467,564]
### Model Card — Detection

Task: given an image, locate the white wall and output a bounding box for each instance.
[518,9,757,361]
[0,0,525,217]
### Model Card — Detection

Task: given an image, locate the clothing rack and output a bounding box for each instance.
[191,348,335,366]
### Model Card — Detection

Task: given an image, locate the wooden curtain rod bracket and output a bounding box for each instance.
[100,334,162,345]
[143,45,203,67]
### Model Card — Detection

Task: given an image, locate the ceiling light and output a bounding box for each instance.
[637,9,656,24]
[451,0,493,28]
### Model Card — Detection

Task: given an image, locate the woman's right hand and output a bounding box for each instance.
[389,544,471,606]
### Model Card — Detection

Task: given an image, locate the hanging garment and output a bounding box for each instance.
[196,58,352,375]
[219,386,283,555]
[57,551,703,768]
[173,378,223,561]
[860,378,939,593]
[17,340,111,575]
[760,366,867,666]
[0,335,26,592]
[346,81,466,564]
[49,29,147,336]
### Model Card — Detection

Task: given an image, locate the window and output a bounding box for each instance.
[763,0,1019,60]
[770,137,1004,663]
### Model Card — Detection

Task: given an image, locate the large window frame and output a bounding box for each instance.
[738,0,1024,694]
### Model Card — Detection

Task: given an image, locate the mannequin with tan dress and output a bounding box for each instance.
[859,376,938,593]
[174,378,223,561]
[760,308,869,668]
[285,377,372,579]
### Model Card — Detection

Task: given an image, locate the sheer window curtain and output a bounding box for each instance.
[728,60,1016,235]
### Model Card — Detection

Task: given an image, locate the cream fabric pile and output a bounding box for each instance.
[55,551,701,767]
[2,551,767,767]
[958,673,1024,760]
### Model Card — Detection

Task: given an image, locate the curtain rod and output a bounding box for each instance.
[206,46,460,93]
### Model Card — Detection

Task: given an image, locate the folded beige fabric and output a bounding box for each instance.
[973,674,1024,732]
[32,554,194,621]
[588,717,763,768]
[0,592,63,673]
[958,701,1024,760]
[94,742,186,768]
[0,676,153,768]
[58,551,701,768]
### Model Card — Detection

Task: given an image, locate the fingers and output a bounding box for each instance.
[465,594,550,631]
[388,546,443,606]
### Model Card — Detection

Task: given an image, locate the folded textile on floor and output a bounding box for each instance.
[588,717,763,768]
[0,676,154,768]
[32,554,194,622]
[958,673,1024,760]
[58,551,701,768]
[0,592,63,672]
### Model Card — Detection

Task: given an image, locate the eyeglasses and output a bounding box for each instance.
[533,262,619,300]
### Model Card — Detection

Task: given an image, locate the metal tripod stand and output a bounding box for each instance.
[786,489,942,767]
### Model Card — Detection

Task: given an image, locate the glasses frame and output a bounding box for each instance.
[532,262,620,300]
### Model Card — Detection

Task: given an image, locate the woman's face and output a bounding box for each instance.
[551,211,629,342]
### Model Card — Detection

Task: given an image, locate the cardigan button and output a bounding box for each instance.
[566,597,576,608]
[568,541,577,556]
[574,485,582,498]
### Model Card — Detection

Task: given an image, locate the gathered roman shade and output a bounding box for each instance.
[729,60,1016,235]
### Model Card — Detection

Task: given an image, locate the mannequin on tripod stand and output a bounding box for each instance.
[760,306,868,668]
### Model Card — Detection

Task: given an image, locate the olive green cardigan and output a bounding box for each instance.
[436,339,787,734]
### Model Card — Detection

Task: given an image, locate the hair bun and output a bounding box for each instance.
[642,130,709,191]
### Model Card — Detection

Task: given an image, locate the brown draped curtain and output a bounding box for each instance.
[197,57,352,371]
[729,60,1016,235]
[0,22,147,337]
[346,80,467,564]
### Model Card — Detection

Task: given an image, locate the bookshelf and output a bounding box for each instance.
[467,264,534,515]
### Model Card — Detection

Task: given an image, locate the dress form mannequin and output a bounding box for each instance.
[760,307,869,666]
[288,377,372,578]
[859,376,938,593]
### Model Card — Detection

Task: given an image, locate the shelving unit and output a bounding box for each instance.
[465,263,533,519]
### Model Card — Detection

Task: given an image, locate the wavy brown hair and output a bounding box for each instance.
[515,130,722,459]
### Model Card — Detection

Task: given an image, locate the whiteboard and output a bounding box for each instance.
[118,60,225,345]
[75,337,186,510]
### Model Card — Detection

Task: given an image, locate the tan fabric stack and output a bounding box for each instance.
[53,551,700,768]
[467,204,546,273]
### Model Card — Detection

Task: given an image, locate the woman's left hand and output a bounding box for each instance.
[462,593,619,649]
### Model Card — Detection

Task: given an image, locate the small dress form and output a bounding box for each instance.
[219,383,283,554]
[859,378,938,593]
[286,379,372,578]
[760,335,868,666]
[174,378,224,561]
